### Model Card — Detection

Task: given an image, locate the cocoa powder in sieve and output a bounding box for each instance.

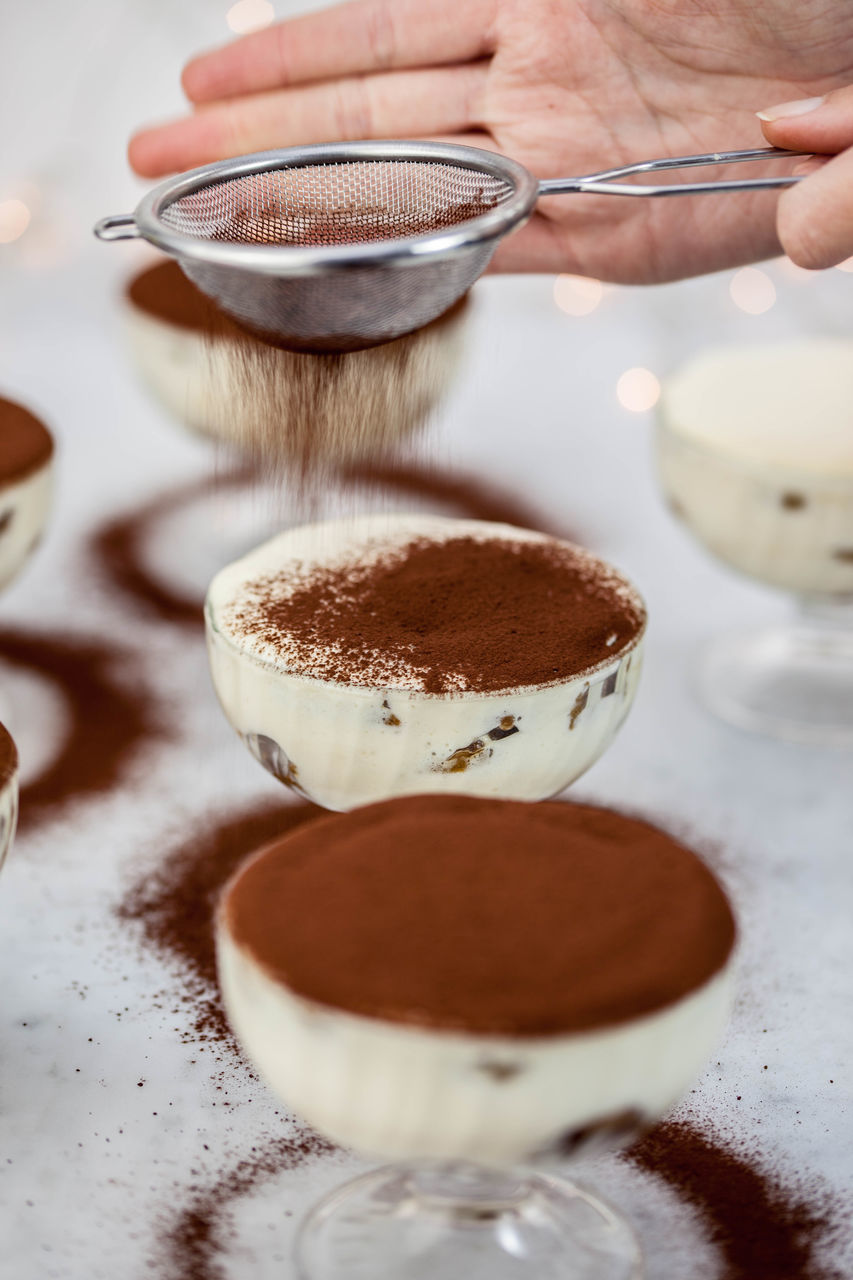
[0,395,54,486]
[224,795,735,1036]
[232,534,644,693]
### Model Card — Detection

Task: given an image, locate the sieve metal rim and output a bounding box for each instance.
[131,140,539,276]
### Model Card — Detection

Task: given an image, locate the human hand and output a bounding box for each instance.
[759,86,853,269]
[129,0,853,283]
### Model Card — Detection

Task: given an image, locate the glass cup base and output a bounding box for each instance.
[697,606,853,745]
[295,1160,642,1280]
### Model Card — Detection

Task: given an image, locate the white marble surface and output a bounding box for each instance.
[1,3,853,1278]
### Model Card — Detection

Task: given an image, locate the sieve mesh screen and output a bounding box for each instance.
[159,160,516,247]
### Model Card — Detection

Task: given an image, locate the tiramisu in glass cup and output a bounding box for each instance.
[657,338,853,743]
[0,723,19,873]
[205,514,646,809]
[0,395,54,592]
[217,794,737,1280]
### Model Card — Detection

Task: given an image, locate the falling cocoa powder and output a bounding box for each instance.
[89,462,575,630]
[117,799,323,1047]
[157,1130,336,1280]
[126,259,470,467]
[626,1119,845,1280]
[0,627,168,834]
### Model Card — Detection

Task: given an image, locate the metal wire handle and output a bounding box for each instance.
[540,146,806,197]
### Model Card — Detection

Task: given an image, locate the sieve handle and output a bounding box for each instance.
[538,146,808,197]
[94,214,141,241]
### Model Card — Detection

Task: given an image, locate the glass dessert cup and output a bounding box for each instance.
[215,795,736,1280]
[204,514,646,809]
[657,338,853,744]
[0,722,19,873]
[657,419,853,745]
[218,949,733,1280]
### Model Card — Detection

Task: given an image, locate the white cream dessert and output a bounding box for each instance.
[217,796,736,1164]
[124,260,469,462]
[0,396,54,592]
[0,722,19,873]
[205,514,646,810]
[658,339,853,595]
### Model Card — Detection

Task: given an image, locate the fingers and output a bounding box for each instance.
[129,64,489,177]
[758,84,853,153]
[775,146,853,268]
[182,0,498,104]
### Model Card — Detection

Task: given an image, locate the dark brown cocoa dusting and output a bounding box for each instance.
[90,462,575,632]
[236,535,643,693]
[0,721,17,787]
[158,1130,336,1280]
[224,795,735,1036]
[0,628,167,835]
[627,1120,845,1280]
[118,800,324,1047]
[0,395,53,485]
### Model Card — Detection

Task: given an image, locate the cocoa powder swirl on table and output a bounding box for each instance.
[626,1120,846,1280]
[223,796,734,1036]
[0,628,168,835]
[117,799,325,1048]
[89,461,574,631]
[229,534,644,694]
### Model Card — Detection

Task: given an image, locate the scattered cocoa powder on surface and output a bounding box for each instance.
[89,462,577,630]
[0,395,54,486]
[0,628,167,834]
[224,795,734,1035]
[157,1130,337,1280]
[232,533,644,693]
[117,799,323,1047]
[626,1119,845,1280]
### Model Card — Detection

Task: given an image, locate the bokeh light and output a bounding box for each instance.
[0,199,31,245]
[729,266,776,314]
[553,274,604,316]
[226,0,275,34]
[616,367,660,413]
[835,257,853,274]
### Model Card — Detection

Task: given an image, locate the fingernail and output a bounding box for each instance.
[756,95,825,123]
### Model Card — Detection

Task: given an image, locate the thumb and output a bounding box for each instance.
[757,84,853,154]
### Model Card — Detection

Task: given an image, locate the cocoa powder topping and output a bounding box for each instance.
[229,533,644,693]
[0,722,17,787]
[224,796,735,1036]
[126,260,236,336]
[0,396,53,486]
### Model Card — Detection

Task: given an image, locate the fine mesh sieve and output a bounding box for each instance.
[96,139,803,353]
